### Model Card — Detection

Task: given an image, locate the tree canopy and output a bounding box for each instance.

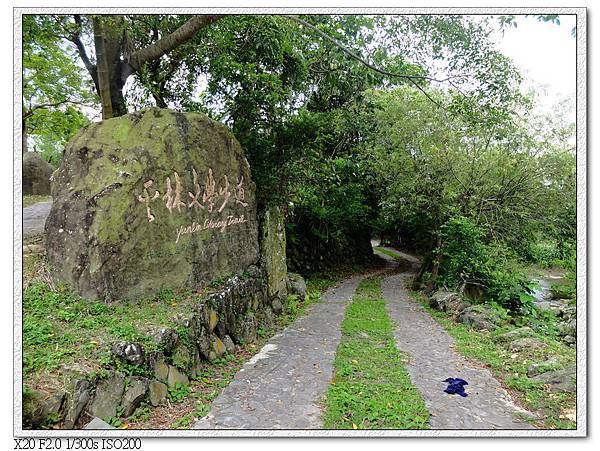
[22,13,576,312]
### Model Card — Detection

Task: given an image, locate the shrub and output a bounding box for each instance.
[437,216,535,313]
[527,239,561,267]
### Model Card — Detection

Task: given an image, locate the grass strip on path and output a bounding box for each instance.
[323,276,430,429]
[373,246,403,261]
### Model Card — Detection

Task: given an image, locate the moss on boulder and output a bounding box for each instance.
[259,206,287,300]
[45,108,259,301]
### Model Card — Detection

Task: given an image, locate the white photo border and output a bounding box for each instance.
[13,6,587,438]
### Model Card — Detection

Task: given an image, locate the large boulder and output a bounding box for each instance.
[458,305,503,331]
[429,290,469,314]
[45,108,259,301]
[23,152,54,195]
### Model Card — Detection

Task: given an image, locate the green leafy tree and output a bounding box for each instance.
[23,15,96,158]
[358,86,575,307]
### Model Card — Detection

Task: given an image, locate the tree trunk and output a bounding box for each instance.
[425,236,443,294]
[78,15,224,119]
[93,16,127,119]
[416,253,432,283]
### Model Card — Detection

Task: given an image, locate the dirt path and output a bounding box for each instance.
[376,249,535,429]
[194,274,364,429]
[23,201,52,239]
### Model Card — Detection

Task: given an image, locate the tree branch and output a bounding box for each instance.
[69,15,94,70]
[127,15,224,75]
[23,97,93,121]
[23,99,81,119]
[67,15,99,91]
[284,15,447,107]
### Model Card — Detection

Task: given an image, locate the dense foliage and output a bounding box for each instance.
[358,87,575,311]
[22,15,96,164]
[23,14,576,307]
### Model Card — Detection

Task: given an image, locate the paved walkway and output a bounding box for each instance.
[194,274,364,429]
[193,245,534,430]
[376,249,535,429]
[23,201,52,239]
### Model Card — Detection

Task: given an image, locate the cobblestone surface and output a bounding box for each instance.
[377,250,535,430]
[23,201,52,239]
[194,274,364,429]
[194,245,535,430]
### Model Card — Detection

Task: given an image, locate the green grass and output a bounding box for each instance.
[416,293,576,429]
[23,195,52,208]
[305,261,377,294]
[23,250,329,429]
[134,290,324,429]
[373,246,403,261]
[22,280,200,378]
[323,276,430,429]
[22,256,255,382]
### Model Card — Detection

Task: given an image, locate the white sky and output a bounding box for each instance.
[493,15,576,118]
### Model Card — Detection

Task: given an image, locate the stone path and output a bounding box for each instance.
[23,201,52,239]
[194,274,364,429]
[376,249,535,429]
[193,244,534,430]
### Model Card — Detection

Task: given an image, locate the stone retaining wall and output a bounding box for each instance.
[23,266,284,429]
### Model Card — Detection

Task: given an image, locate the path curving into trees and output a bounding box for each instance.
[192,245,536,430]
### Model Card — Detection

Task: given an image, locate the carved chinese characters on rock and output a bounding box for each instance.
[187,167,204,210]
[138,166,250,241]
[235,176,248,207]
[163,171,186,214]
[137,179,160,222]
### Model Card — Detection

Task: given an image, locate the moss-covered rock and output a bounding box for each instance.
[63,380,90,429]
[148,380,167,406]
[23,152,54,195]
[23,388,65,429]
[211,336,226,358]
[46,108,259,301]
[171,344,192,370]
[167,365,189,388]
[286,272,307,301]
[120,377,148,417]
[260,206,287,300]
[87,373,125,420]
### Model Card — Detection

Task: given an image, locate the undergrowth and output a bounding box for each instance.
[416,292,576,429]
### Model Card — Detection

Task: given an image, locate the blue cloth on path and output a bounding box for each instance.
[443,377,469,397]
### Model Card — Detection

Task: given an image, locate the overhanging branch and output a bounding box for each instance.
[67,15,99,91]
[284,15,444,108]
[127,15,225,74]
